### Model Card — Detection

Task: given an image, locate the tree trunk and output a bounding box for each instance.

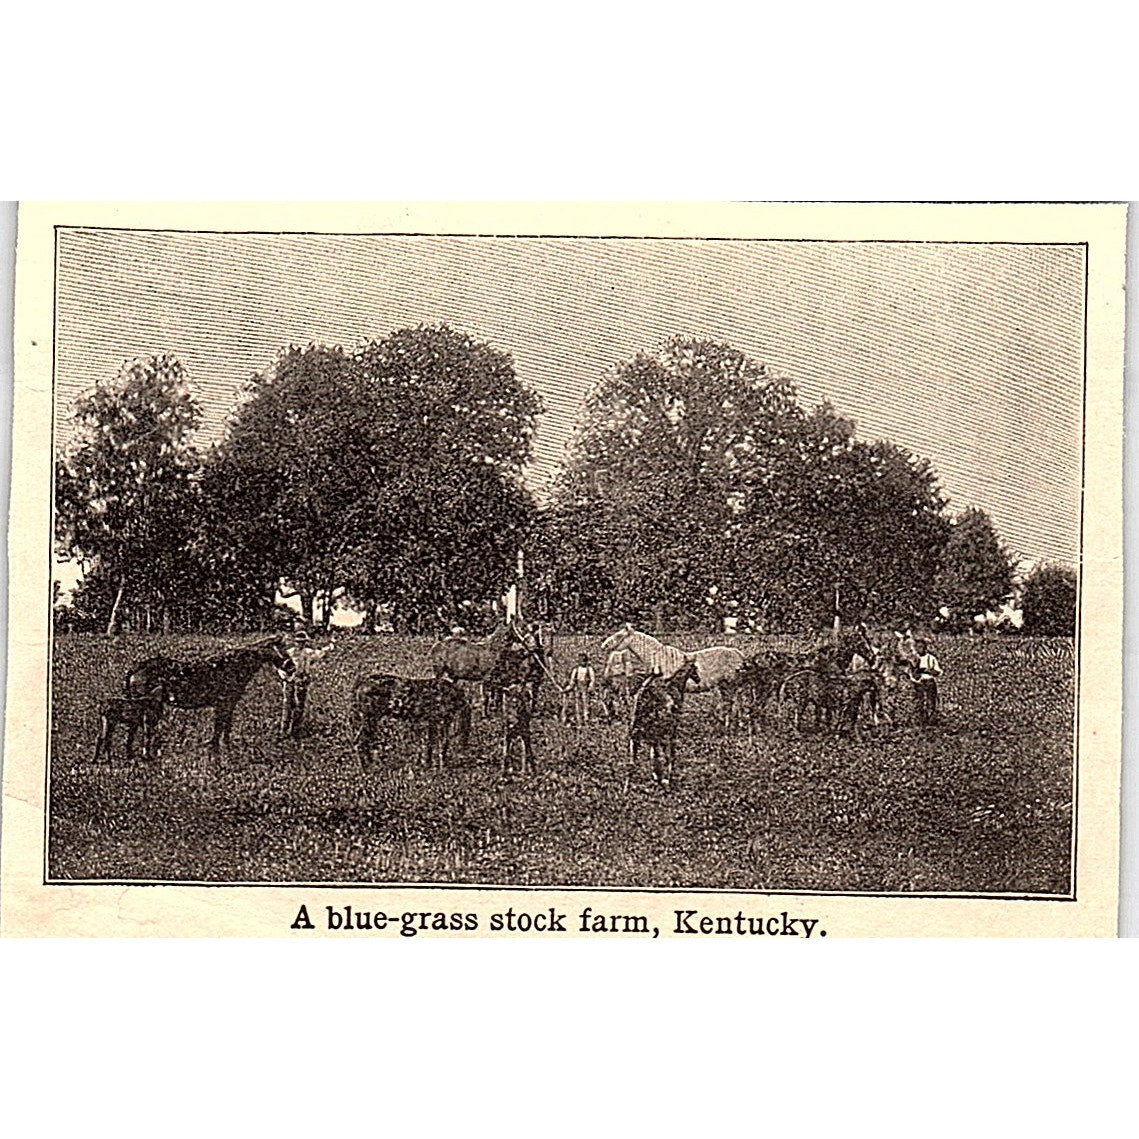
[299,590,314,628]
[365,599,378,635]
[321,582,334,632]
[106,577,126,637]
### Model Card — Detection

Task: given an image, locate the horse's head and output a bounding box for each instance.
[600,624,635,654]
[257,637,296,676]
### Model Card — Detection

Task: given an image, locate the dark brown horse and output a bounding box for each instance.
[125,636,294,758]
[429,624,524,715]
[627,659,699,793]
[352,671,471,770]
[93,695,164,764]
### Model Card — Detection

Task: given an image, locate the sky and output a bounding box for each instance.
[53,229,1086,568]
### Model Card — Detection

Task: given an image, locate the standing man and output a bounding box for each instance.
[912,638,943,725]
[567,653,597,727]
[279,628,335,739]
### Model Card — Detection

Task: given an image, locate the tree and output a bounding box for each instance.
[541,337,950,630]
[200,344,368,627]
[933,508,1016,630]
[545,338,805,627]
[204,325,541,629]
[1020,563,1077,636]
[54,355,202,634]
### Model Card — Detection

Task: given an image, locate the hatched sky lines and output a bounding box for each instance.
[52,229,1085,567]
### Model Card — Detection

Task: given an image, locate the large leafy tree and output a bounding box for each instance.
[542,338,804,627]
[538,337,950,630]
[201,344,373,626]
[1020,563,1077,636]
[205,325,540,628]
[55,355,203,634]
[342,326,540,627]
[933,507,1016,630]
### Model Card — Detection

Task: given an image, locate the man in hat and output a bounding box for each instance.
[278,627,335,739]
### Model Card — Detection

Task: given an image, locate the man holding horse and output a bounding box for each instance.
[278,628,335,739]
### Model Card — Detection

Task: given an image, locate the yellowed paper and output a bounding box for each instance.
[3,201,1124,937]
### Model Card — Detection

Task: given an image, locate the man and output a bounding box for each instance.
[567,653,597,727]
[912,638,943,725]
[278,628,335,739]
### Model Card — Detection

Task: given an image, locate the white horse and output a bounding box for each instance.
[599,626,745,727]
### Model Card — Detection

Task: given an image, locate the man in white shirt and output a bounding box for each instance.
[568,653,597,726]
[278,628,335,739]
[912,638,942,725]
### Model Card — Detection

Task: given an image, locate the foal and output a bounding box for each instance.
[627,659,698,792]
[93,695,163,764]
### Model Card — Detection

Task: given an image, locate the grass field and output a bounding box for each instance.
[47,631,1075,894]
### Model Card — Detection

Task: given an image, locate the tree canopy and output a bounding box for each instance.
[54,330,1042,639]
[201,325,541,628]
[532,337,950,630]
[55,355,203,634]
[933,507,1016,630]
[1020,563,1077,636]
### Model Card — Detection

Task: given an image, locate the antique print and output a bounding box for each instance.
[2,202,1124,937]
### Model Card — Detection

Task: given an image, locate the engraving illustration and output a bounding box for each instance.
[46,227,1085,899]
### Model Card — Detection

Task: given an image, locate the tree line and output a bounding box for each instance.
[54,326,1077,637]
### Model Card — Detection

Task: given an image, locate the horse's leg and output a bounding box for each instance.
[355,712,372,768]
[212,705,234,761]
[279,681,292,738]
[94,716,110,764]
[623,739,636,795]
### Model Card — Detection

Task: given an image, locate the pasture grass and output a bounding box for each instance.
[47,632,1074,894]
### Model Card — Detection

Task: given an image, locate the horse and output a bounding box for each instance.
[92,695,164,764]
[721,653,781,739]
[598,647,649,720]
[600,626,745,728]
[778,667,884,735]
[352,670,471,770]
[627,659,699,792]
[428,623,523,715]
[124,636,294,759]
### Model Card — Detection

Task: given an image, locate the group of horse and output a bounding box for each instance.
[88,622,927,793]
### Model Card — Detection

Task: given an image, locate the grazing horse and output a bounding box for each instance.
[352,671,471,770]
[428,624,522,715]
[124,637,294,759]
[93,695,164,764]
[601,627,745,728]
[627,659,699,792]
